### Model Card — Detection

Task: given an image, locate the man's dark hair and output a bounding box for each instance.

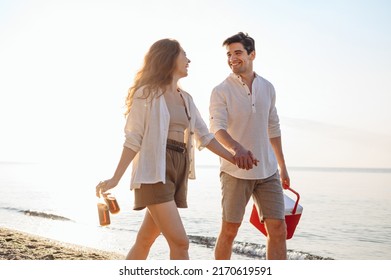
[223,32,255,54]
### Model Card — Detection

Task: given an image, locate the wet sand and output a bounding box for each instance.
[0,227,330,260]
[0,227,124,260]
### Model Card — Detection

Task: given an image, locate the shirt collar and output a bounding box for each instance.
[229,72,259,82]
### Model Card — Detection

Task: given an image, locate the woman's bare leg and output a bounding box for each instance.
[126,210,161,259]
[147,201,189,260]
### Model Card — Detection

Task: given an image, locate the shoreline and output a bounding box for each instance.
[0,226,330,260]
[0,227,125,260]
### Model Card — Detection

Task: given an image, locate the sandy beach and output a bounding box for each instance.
[0,229,383,280]
[0,227,124,260]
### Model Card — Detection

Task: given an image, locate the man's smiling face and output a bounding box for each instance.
[226,42,255,74]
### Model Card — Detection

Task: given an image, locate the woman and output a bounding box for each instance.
[95,39,244,260]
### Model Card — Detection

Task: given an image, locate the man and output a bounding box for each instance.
[209,32,290,260]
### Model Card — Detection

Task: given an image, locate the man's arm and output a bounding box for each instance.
[270,136,290,188]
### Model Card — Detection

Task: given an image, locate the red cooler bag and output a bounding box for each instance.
[250,187,303,239]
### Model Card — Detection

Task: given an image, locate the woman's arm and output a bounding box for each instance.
[205,138,236,165]
[96,146,137,197]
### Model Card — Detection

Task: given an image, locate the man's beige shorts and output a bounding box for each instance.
[220,171,285,223]
[133,140,189,210]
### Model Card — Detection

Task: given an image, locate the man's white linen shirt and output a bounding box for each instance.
[209,73,281,180]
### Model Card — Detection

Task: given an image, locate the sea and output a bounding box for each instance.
[1,161,391,260]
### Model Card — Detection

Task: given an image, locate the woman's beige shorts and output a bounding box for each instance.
[133,139,189,210]
[220,171,285,223]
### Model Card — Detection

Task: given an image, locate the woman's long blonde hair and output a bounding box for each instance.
[125,39,181,115]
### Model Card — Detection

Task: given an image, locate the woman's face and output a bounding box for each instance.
[174,48,191,78]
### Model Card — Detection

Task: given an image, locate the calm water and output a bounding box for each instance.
[1,162,390,260]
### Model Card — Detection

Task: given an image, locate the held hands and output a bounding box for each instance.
[233,145,259,170]
[95,178,118,198]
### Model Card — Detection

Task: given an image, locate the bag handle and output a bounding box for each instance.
[285,186,300,215]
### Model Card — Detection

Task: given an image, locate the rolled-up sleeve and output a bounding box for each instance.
[209,87,228,134]
[123,91,149,152]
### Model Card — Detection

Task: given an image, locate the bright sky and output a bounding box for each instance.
[1,0,391,168]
